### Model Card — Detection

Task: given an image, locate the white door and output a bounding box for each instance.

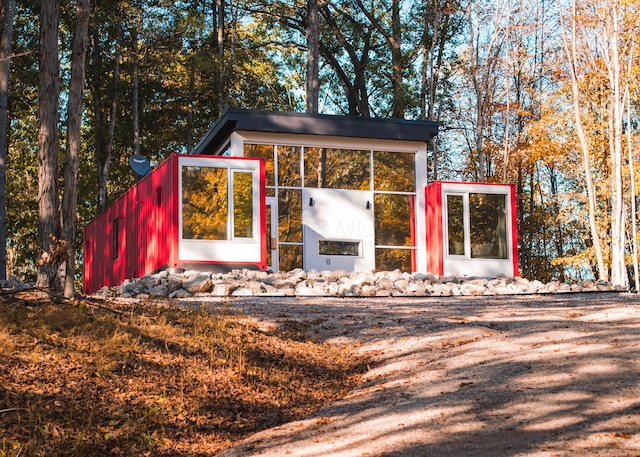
[303,188,375,271]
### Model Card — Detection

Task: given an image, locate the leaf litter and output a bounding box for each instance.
[0,294,367,456]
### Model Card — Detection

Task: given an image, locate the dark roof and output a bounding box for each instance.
[191,109,439,155]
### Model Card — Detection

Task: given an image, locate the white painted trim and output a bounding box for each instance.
[177,155,263,263]
[235,131,425,153]
[414,144,428,273]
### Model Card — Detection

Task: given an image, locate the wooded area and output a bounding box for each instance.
[0,0,638,293]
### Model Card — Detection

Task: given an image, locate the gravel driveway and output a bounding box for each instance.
[178,292,640,456]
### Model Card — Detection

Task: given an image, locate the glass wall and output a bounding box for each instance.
[245,143,417,272]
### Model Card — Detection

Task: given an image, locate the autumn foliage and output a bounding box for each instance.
[0,295,366,456]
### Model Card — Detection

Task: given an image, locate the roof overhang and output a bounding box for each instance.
[191,109,440,155]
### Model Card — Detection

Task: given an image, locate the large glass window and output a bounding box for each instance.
[182,166,228,240]
[244,144,274,185]
[375,194,414,247]
[446,195,465,256]
[375,248,413,272]
[277,146,301,187]
[470,193,507,259]
[279,244,303,271]
[278,189,302,242]
[304,148,370,190]
[242,142,420,272]
[373,151,415,192]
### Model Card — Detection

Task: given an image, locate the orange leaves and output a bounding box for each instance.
[0,297,365,456]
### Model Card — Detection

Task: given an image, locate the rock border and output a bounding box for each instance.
[93,268,625,299]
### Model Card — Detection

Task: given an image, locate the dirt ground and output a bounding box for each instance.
[178,292,640,457]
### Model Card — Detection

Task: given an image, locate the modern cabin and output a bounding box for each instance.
[84,109,519,293]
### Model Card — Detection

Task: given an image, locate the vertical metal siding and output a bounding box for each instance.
[83,154,179,294]
[425,181,444,275]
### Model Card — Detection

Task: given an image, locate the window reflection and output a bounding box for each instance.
[279,244,303,271]
[304,148,370,190]
[245,144,275,186]
[375,194,414,247]
[233,171,253,238]
[278,189,302,242]
[182,166,228,240]
[319,240,360,256]
[374,151,415,192]
[446,195,464,256]
[376,248,413,272]
[277,146,301,187]
[470,193,507,259]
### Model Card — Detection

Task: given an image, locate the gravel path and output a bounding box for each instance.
[178,292,640,456]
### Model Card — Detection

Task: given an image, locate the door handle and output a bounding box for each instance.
[366,201,371,209]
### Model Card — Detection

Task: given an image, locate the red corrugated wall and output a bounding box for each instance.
[84,154,178,294]
[425,181,444,275]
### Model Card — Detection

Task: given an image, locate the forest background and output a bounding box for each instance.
[0,0,638,296]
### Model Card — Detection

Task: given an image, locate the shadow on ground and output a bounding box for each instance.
[183,293,640,457]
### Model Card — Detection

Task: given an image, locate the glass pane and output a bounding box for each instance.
[278,189,302,242]
[470,193,508,259]
[279,244,303,271]
[266,205,272,266]
[233,171,253,238]
[277,146,301,187]
[376,248,413,272]
[182,166,228,240]
[446,194,465,256]
[373,151,415,192]
[245,144,275,186]
[374,194,415,247]
[304,148,370,190]
[319,240,360,256]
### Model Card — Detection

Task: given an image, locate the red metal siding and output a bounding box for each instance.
[424,181,519,277]
[509,183,519,276]
[84,154,265,294]
[129,154,177,278]
[83,154,178,294]
[425,181,444,275]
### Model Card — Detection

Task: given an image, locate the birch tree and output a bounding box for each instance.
[557,0,608,282]
[557,0,638,287]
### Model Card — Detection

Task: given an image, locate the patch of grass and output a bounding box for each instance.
[0,295,366,456]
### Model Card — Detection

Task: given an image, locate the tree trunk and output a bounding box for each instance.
[37,0,61,289]
[0,0,14,282]
[215,0,226,114]
[132,10,140,156]
[306,0,319,113]
[627,87,639,291]
[319,5,371,116]
[557,0,607,281]
[390,0,404,118]
[97,4,123,210]
[603,2,625,287]
[60,0,90,298]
